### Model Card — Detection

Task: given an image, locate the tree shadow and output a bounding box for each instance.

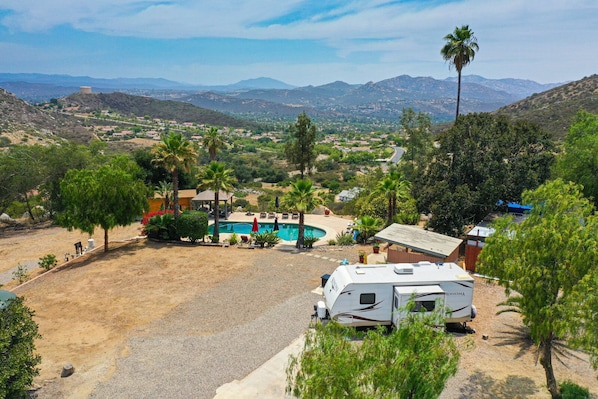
[493,324,589,368]
[493,324,535,359]
[458,371,538,398]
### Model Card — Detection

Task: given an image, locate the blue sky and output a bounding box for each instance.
[0,1,596,86]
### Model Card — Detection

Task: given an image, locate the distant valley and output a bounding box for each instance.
[0,73,561,125]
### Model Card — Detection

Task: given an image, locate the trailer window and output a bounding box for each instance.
[412,301,435,312]
[360,293,376,304]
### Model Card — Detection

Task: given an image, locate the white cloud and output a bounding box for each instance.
[0,0,596,84]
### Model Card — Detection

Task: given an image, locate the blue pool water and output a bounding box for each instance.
[209,221,326,241]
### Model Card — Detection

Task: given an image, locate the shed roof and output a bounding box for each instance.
[374,223,463,259]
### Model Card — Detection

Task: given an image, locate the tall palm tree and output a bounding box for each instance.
[198,161,235,242]
[152,133,197,219]
[283,179,321,248]
[203,127,225,161]
[441,25,479,121]
[375,171,412,226]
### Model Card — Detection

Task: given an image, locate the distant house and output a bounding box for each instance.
[465,208,529,272]
[148,189,197,213]
[338,187,362,202]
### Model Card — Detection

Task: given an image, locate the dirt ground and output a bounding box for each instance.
[1,224,597,398]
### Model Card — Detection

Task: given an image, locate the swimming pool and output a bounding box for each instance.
[209,221,326,242]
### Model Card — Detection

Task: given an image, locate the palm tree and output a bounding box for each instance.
[354,215,384,244]
[283,179,321,248]
[152,133,197,219]
[155,180,173,211]
[375,171,412,226]
[198,161,235,242]
[441,25,479,121]
[203,127,225,161]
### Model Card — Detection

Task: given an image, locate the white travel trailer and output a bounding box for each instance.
[316,261,476,330]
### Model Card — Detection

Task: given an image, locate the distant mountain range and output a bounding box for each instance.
[1,73,595,144]
[0,73,562,123]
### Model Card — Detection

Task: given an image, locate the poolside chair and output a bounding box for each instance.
[259,211,267,218]
[282,212,289,219]
[292,212,299,219]
[268,212,276,219]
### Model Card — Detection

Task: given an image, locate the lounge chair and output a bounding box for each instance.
[282,212,289,219]
[268,212,276,219]
[292,212,299,219]
[259,212,267,218]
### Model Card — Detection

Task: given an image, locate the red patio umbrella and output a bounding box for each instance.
[252,217,259,233]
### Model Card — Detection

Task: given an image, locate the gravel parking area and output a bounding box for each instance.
[89,246,356,399]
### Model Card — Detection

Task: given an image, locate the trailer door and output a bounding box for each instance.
[392,285,445,326]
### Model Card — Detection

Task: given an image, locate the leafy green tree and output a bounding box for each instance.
[0,145,45,219]
[418,113,555,236]
[282,179,321,248]
[284,112,317,178]
[152,133,198,219]
[553,110,598,207]
[399,107,432,182]
[375,170,411,226]
[0,296,42,399]
[203,126,225,161]
[198,161,235,242]
[354,215,384,244]
[58,159,150,252]
[287,305,459,399]
[441,25,479,120]
[40,143,93,217]
[478,179,598,399]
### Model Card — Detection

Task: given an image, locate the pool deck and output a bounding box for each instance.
[211,212,354,246]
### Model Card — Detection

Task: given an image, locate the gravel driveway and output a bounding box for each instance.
[89,246,356,399]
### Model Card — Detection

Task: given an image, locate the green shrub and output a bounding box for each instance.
[38,254,58,271]
[328,239,337,246]
[559,380,590,399]
[303,235,319,248]
[12,264,29,284]
[252,230,281,248]
[233,198,249,208]
[228,232,239,245]
[176,211,208,244]
[396,211,420,225]
[145,213,178,240]
[335,232,355,246]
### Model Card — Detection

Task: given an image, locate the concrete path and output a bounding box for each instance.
[213,335,305,399]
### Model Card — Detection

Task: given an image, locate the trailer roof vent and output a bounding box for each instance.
[394,264,414,275]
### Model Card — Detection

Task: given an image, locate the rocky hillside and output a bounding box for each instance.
[0,88,90,143]
[62,92,259,129]
[494,74,598,139]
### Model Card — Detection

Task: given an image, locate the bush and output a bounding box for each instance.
[0,296,42,398]
[12,264,29,284]
[559,380,590,399]
[335,232,355,246]
[228,232,239,245]
[144,213,178,240]
[176,211,208,244]
[252,230,281,248]
[38,254,58,270]
[303,235,319,248]
[233,198,249,208]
